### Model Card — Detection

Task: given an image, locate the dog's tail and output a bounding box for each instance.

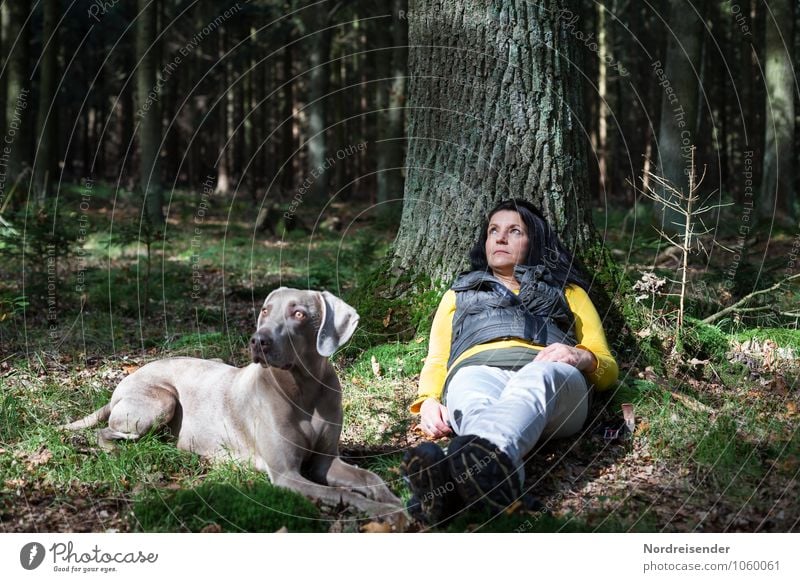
[60,404,111,430]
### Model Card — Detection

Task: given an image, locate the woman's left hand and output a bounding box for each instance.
[534,343,597,372]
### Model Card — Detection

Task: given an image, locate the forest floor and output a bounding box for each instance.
[1,189,799,533]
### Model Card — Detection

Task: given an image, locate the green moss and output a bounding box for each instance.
[132,481,326,532]
[580,242,663,371]
[343,265,446,354]
[732,327,800,351]
[680,318,729,362]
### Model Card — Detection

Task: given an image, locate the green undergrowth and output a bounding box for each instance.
[732,327,800,351]
[1,426,205,492]
[579,242,666,373]
[343,266,446,355]
[610,375,799,501]
[680,318,730,361]
[348,341,427,379]
[165,331,249,362]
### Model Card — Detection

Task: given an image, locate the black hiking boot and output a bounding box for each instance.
[400,442,459,525]
[447,434,521,513]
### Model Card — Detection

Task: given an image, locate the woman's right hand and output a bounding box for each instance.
[419,397,453,438]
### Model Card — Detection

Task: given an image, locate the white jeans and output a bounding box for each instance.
[444,361,590,480]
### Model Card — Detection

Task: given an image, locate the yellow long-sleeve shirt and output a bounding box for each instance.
[410,285,618,413]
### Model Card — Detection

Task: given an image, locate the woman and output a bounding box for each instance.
[401,199,618,524]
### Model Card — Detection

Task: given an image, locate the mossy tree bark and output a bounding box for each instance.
[392,0,595,282]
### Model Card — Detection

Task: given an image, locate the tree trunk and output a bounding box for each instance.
[393,0,593,281]
[596,1,608,202]
[376,0,408,220]
[305,8,333,203]
[280,27,295,195]
[654,0,706,232]
[760,0,795,223]
[215,23,232,196]
[0,5,7,165]
[136,0,164,226]
[2,0,31,208]
[119,2,136,182]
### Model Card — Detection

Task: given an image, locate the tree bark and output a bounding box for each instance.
[136,0,164,226]
[393,0,593,281]
[760,0,795,223]
[654,0,706,233]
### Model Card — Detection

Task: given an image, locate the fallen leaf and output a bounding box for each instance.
[26,449,53,470]
[361,520,393,533]
[382,309,393,328]
[505,500,523,515]
[371,355,381,377]
[122,364,140,375]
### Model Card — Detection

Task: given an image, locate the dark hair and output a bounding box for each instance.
[468,198,589,290]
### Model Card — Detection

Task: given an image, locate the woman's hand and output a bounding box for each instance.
[534,343,598,372]
[419,397,453,438]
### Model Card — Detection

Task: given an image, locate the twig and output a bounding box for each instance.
[701,273,800,324]
[670,390,716,417]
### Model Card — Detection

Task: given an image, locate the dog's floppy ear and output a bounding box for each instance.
[316,291,359,357]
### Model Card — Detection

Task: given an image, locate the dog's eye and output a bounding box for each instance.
[261,306,271,316]
[292,310,306,320]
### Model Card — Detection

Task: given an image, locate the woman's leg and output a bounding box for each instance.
[444,365,513,435]
[445,362,589,466]
[484,361,590,468]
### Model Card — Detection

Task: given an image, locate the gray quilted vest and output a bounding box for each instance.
[447,264,578,368]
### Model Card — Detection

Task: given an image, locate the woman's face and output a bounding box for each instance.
[485,210,529,274]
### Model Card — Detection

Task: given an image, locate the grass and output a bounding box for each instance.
[132,481,326,533]
[0,185,798,532]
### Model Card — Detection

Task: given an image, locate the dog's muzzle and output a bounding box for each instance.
[250,331,292,369]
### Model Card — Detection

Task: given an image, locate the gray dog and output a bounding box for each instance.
[63,287,403,523]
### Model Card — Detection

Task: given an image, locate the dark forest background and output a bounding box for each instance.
[0,0,797,228]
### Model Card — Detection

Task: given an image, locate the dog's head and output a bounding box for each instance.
[249,288,359,370]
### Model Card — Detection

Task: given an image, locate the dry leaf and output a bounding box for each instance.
[26,449,53,470]
[122,364,140,375]
[361,520,393,533]
[382,308,393,328]
[275,526,289,533]
[370,355,381,377]
[504,500,523,515]
[787,402,797,417]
